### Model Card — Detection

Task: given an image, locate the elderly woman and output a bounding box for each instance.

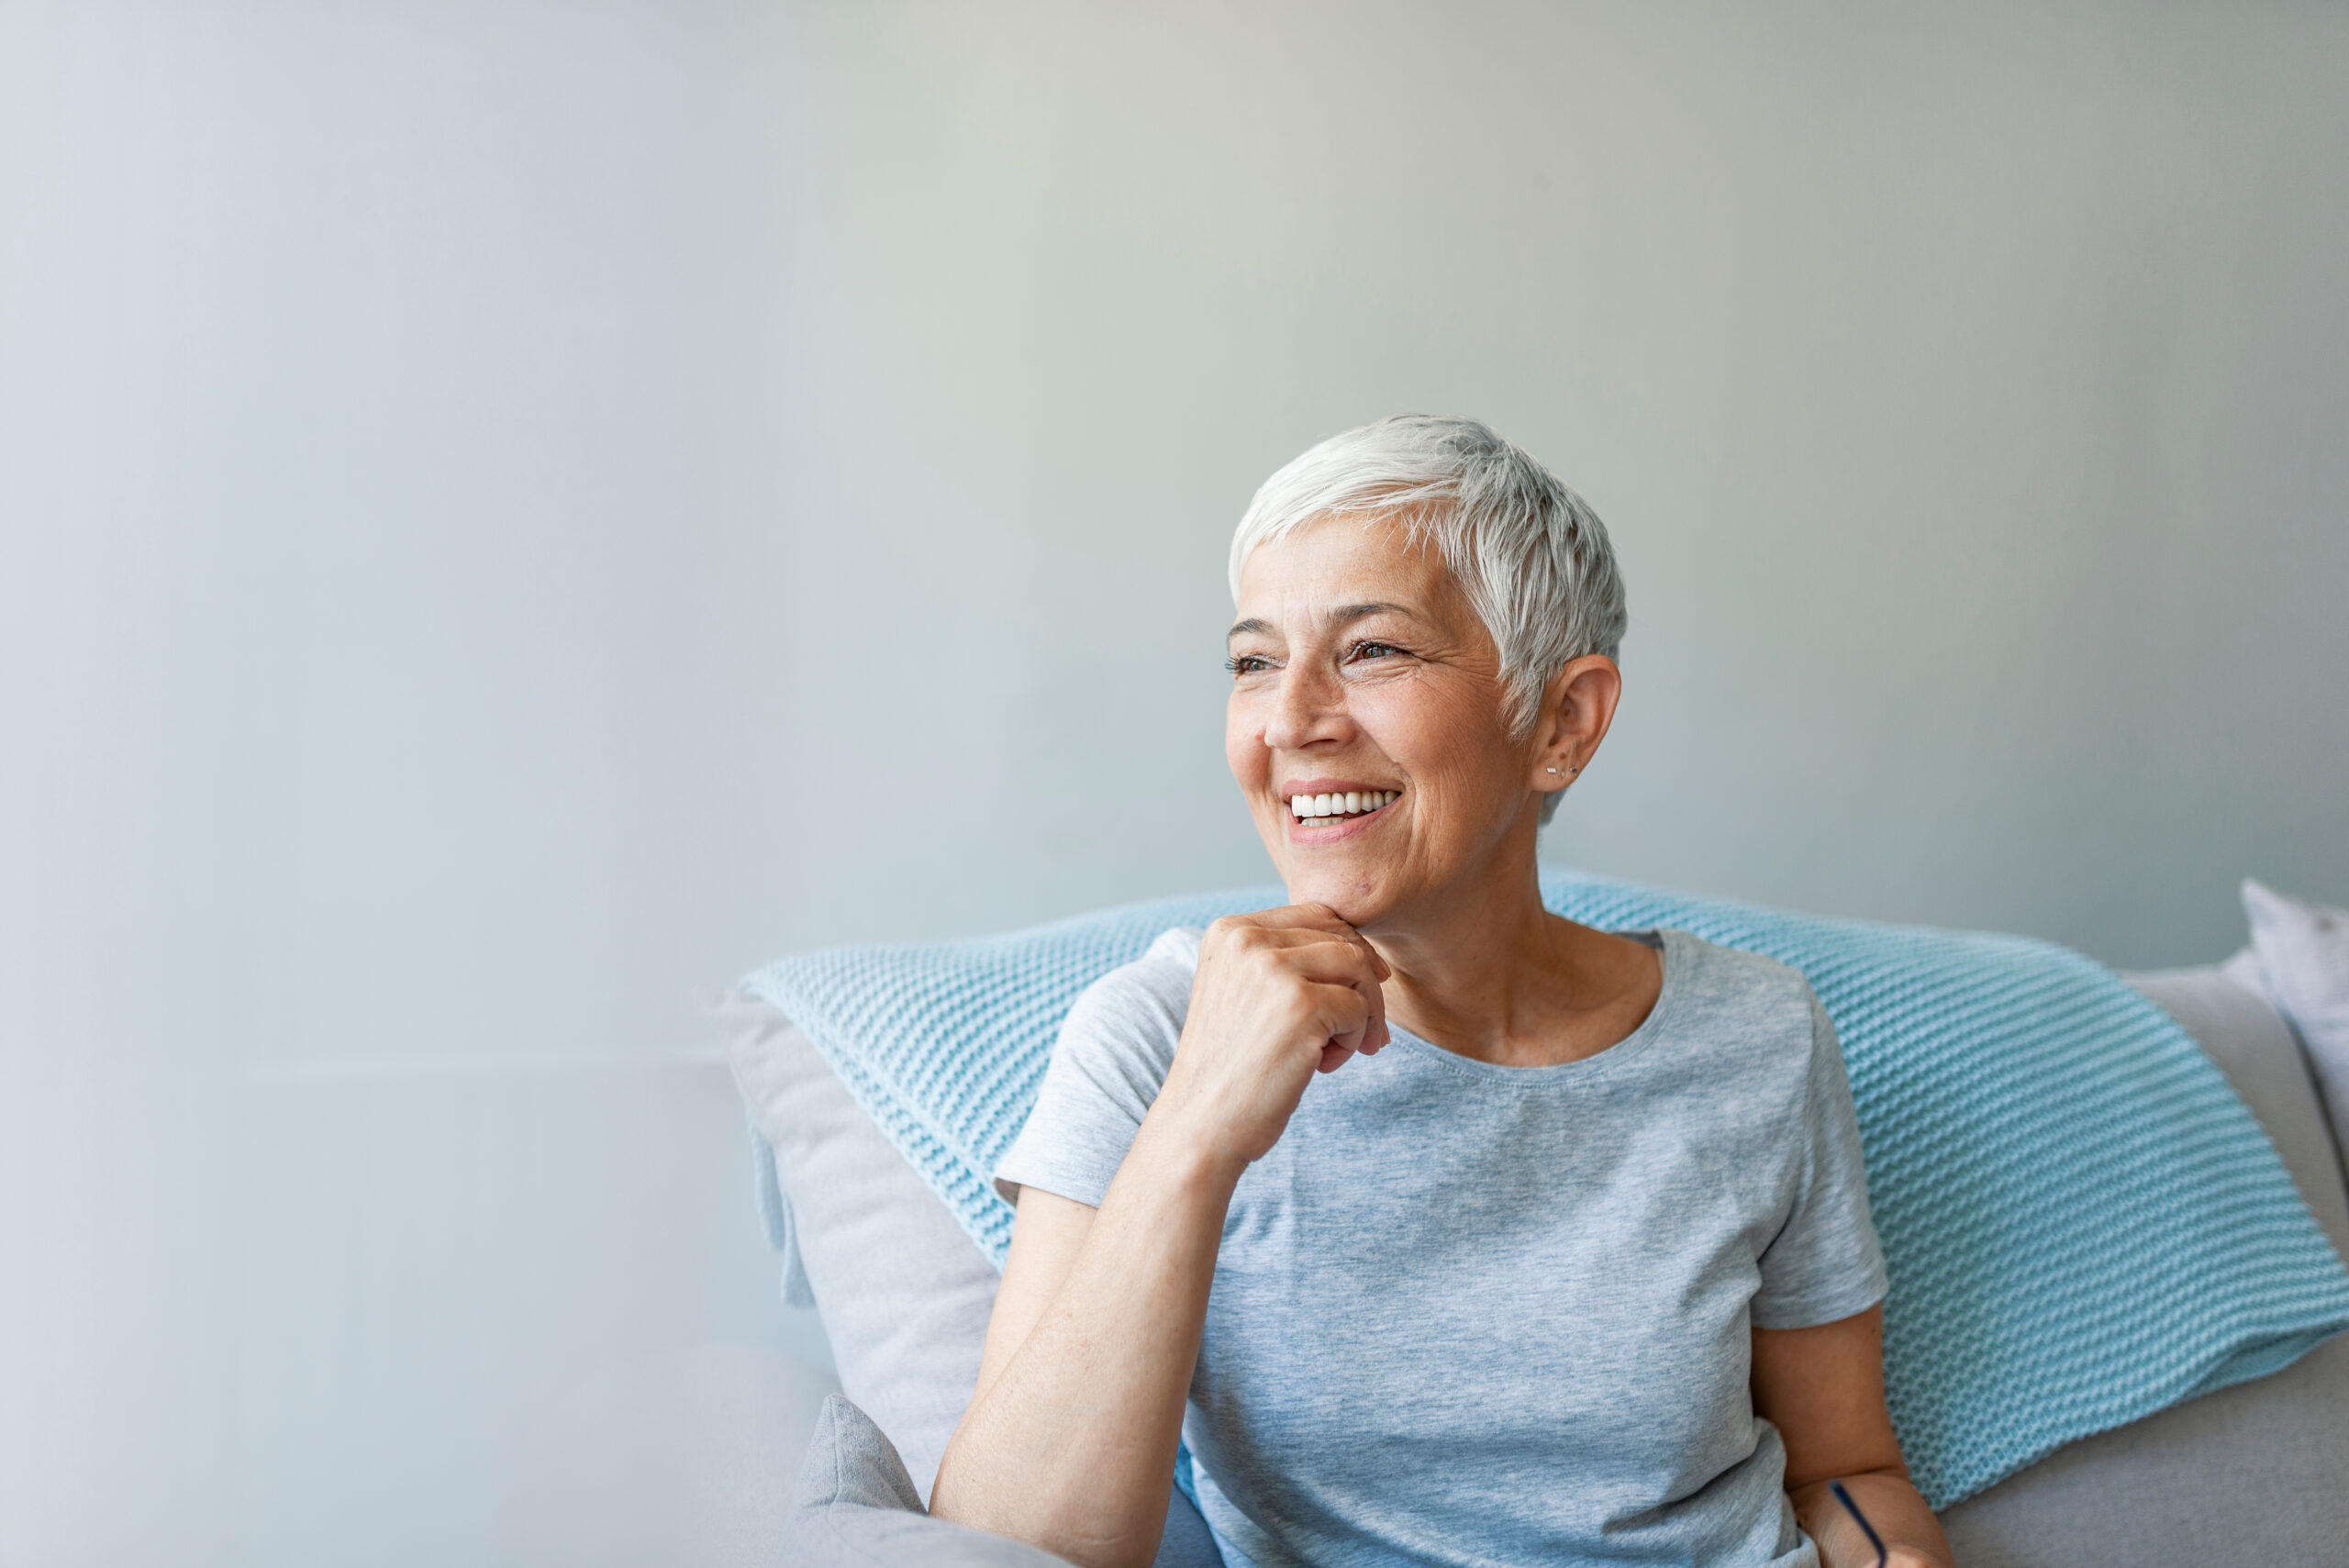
[930,417,1954,1568]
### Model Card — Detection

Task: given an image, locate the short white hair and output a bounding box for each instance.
[1230,414,1627,763]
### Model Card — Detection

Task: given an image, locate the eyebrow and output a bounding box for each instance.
[1225,603,1421,644]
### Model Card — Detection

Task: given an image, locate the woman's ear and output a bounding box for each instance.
[1529,655,1622,795]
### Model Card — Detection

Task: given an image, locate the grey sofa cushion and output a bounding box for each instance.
[1937,966,2349,1566]
[2132,964,2349,1259]
[790,1394,1074,1567]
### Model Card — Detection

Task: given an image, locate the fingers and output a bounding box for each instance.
[1307,906,1393,984]
[1199,908,1391,1071]
[1227,917,1385,984]
[1241,912,1389,1060]
[1230,902,1356,933]
[1226,904,1392,983]
[1276,933,1387,1057]
[1214,924,1385,995]
[1303,979,1373,1061]
[1352,983,1388,1055]
[1302,920,1388,1054]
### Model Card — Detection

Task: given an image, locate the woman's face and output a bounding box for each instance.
[1225,516,1550,929]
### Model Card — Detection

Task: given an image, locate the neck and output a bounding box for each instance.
[1353,824,1575,1062]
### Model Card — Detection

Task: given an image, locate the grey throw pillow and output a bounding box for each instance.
[2239,878,2349,1155]
[791,1394,1074,1567]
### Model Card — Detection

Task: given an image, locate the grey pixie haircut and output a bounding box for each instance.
[1230,413,1627,764]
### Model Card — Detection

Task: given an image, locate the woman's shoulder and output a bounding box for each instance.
[1075,925,1200,1013]
[1653,929,1829,1048]
[1052,926,1202,1069]
[996,929,1203,1205]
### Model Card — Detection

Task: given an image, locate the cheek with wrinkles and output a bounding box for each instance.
[1353,682,1510,774]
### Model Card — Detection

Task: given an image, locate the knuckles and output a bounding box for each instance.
[1204,916,1275,955]
[1197,910,1382,1033]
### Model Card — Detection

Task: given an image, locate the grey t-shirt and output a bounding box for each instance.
[995,926,1887,1568]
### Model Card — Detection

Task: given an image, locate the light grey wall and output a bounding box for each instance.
[761,0,2349,963]
[3,2,2344,1562]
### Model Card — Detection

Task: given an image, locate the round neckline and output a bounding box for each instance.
[1380,928,1686,1085]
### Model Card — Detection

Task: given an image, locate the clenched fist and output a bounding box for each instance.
[1149,904,1391,1176]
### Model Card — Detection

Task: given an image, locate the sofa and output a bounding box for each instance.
[728,937,2349,1566]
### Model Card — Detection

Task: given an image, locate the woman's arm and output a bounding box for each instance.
[1752,1305,1955,1568]
[929,907,1388,1568]
[929,1130,1230,1566]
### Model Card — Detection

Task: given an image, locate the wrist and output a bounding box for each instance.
[1130,1099,1251,1198]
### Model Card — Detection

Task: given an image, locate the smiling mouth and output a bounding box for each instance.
[1287,789,1398,824]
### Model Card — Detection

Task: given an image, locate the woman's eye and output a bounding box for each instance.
[1350,640,1403,662]
[1225,655,1272,675]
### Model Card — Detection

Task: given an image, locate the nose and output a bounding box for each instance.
[1261,660,1353,752]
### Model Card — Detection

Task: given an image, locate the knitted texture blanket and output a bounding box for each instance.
[741,871,2349,1507]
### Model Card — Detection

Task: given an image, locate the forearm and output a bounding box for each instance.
[1789,1470,1954,1568]
[930,1117,1235,1568]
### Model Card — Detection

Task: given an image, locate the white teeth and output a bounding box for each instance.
[1287,789,1399,819]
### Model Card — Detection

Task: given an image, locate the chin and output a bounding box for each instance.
[1280,863,1395,929]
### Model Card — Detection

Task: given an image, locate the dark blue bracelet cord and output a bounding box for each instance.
[1827,1478,1888,1568]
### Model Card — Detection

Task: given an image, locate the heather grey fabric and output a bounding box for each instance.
[718,993,1226,1568]
[997,928,1885,1568]
[789,1394,1074,1568]
[1938,965,2349,1565]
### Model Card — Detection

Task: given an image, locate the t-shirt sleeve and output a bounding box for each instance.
[1751,992,1889,1329]
[993,929,1198,1209]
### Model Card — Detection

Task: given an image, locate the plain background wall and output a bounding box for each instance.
[2,1,2343,1563]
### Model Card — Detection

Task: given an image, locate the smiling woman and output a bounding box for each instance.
[928,417,1956,1568]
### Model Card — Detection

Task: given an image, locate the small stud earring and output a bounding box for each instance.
[1546,767,1562,775]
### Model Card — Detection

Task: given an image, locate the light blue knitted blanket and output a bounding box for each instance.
[742,871,2349,1508]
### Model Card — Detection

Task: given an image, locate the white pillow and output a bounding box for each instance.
[2239,879,2349,1151]
[714,989,999,1506]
